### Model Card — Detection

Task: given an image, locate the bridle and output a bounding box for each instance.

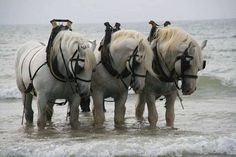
[126,46,146,88]
[99,22,146,90]
[68,45,91,83]
[152,43,206,89]
[59,41,91,83]
[58,41,92,94]
[176,44,200,80]
[101,45,147,89]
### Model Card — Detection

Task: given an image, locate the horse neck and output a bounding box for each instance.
[110,48,131,73]
[158,45,177,72]
[55,47,71,77]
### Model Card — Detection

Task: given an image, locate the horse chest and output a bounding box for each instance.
[145,74,176,95]
[92,66,129,96]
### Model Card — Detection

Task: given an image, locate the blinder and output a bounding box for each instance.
[175,45,207,80]
[175,45,206,80]
[70,46,85,76]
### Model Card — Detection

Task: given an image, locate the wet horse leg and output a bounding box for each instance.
[135,92,146,121]
[46,101,54,123]
[146,94,158,127]
[92,92,105,128]
[23,93,34,125]
[37,94,48,130]
[114,93,127,128]
[69,94,81,129]
[165,91,177,127]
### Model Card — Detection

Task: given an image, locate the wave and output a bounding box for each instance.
[0,86,21,99]
[232,35,236,38]
[0,76,235,100]
[1,134,236,157]
[217,48,236,52]
[206,34,236,39]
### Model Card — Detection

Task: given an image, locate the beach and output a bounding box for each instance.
[0,19,236,156]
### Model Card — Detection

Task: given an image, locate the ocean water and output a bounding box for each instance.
[0,19,236,157]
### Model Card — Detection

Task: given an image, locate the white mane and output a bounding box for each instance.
[153,26,203,70]
[111,30,156,77]
[52,31,96,70]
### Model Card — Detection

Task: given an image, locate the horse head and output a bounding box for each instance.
[110,30,155,93]
[174,40,207,95]
[126,40,146,93]
[151,26,207,95]
[53,31,97,97]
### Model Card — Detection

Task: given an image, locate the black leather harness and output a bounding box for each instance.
[100,22,146,89]
[25,21,90,94]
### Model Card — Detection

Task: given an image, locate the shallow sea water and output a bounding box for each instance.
[0,93,235,157]
[0,19,236,156]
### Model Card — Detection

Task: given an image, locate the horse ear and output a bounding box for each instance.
[201,40,207,50]
[89,40,96,51]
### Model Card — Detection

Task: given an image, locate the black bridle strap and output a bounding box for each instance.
[182,74,198,79]
[128,46,146,78]
[59,42,92,83]
[152,46,174,82]
[59,41,76,93]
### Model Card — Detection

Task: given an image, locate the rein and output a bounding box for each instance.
[152,44,199,90]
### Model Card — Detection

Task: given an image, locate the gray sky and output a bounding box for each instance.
[0,0,235,24]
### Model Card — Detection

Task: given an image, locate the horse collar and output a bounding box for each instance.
[152,46,175,82]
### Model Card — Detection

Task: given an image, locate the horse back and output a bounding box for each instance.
[16,41,46,91]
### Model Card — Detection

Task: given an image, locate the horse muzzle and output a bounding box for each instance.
[182,87,196,95]
[131,80,145,94]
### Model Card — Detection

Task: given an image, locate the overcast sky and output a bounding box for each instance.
[0,0,235,24]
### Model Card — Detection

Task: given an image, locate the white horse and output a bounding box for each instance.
[92,30,156,128]
[135,26,207,127]
[15,30,96,129]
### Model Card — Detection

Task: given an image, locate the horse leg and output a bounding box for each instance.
[69,94,81,129]
[92,93,105,128]
[46,101,54,123]
[114,93,127,128]
[135,92,146,121]
[37,94,48,130]
[165,92,177,127]
[23,93,34,125]
[146,94,158,127]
